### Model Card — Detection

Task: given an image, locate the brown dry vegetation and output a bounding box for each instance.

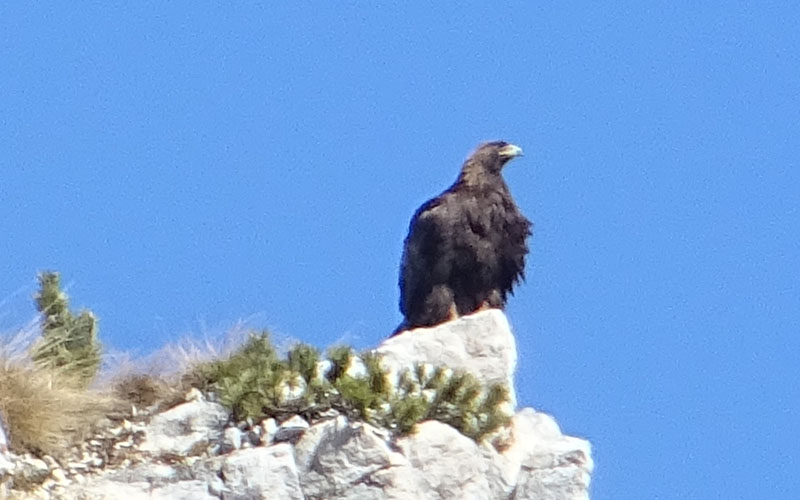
[112,373,184,413]
[0,319,254,458]
[0,362,117,457]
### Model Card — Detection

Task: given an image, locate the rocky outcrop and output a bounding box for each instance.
[222,444,304,500]
[0,310,593,499]
[377,310,518,406]
[138,392,229,457]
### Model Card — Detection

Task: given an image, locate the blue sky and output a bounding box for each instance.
[2,3,798,498]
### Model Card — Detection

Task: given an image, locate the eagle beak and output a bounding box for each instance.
[498,144,524,158]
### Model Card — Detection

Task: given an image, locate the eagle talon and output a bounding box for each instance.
[447,303,459,322]
[475,301,493,313]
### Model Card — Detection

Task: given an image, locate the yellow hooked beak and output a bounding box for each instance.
[498,143,524,158]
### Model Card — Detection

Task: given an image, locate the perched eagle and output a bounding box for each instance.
[394,141,532,335]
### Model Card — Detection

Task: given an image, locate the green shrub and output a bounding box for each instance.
[29,272,102,387]
[189,333,510,441]
[188,333,291,419]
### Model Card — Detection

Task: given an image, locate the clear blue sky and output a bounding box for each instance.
[2,3,798,499]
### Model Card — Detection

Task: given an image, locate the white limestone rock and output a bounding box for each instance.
[397,420,512,500]
[149,481,219,499]
[13,456,49,490]
[505,409,593,500]
[376,309,518,406]
[300,417,424,500]
[0,451,14,481]
[188,456,228,495]
[0,411,9,453]
[221,443,304,500]
[279,374,308,403]
[103,462,179,485]
[54,479,217,500]
[221,426,243,453]
[184,387,204,402]
[139,399,229,457]
[259,417,278,446]
[274,414,310,443]
[293,416,342,473]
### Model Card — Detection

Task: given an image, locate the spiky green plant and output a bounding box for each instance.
[29,271,102,387]
[325,345,353,383]
[189,333,511,441]
[189,332,287,419]
[287,343,319,383]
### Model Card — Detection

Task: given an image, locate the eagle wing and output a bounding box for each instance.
[398,195,456,319]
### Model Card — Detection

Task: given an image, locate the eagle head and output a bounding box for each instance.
[464,141,524,176]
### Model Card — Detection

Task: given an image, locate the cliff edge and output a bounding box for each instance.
[0,310,593,499]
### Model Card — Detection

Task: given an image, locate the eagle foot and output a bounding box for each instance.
[447,302,459,321]
[475,301,493,313]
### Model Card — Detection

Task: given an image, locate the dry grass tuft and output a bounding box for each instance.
[0,314,296,457]
[0,326,118,457]
[107,322,291,413]
[0,364,117,457]
[112,373,183,412]
[105,325,261,413]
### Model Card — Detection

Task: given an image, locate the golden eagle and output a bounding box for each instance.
[393,141,531,335]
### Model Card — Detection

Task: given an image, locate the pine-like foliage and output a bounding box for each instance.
[30,272,102,387]
[190,333,510,441]
[188,333,290,419]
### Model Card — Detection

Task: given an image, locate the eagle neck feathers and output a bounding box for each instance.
[454,160,509,194]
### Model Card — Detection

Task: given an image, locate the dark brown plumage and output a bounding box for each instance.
[393,141,532,335]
